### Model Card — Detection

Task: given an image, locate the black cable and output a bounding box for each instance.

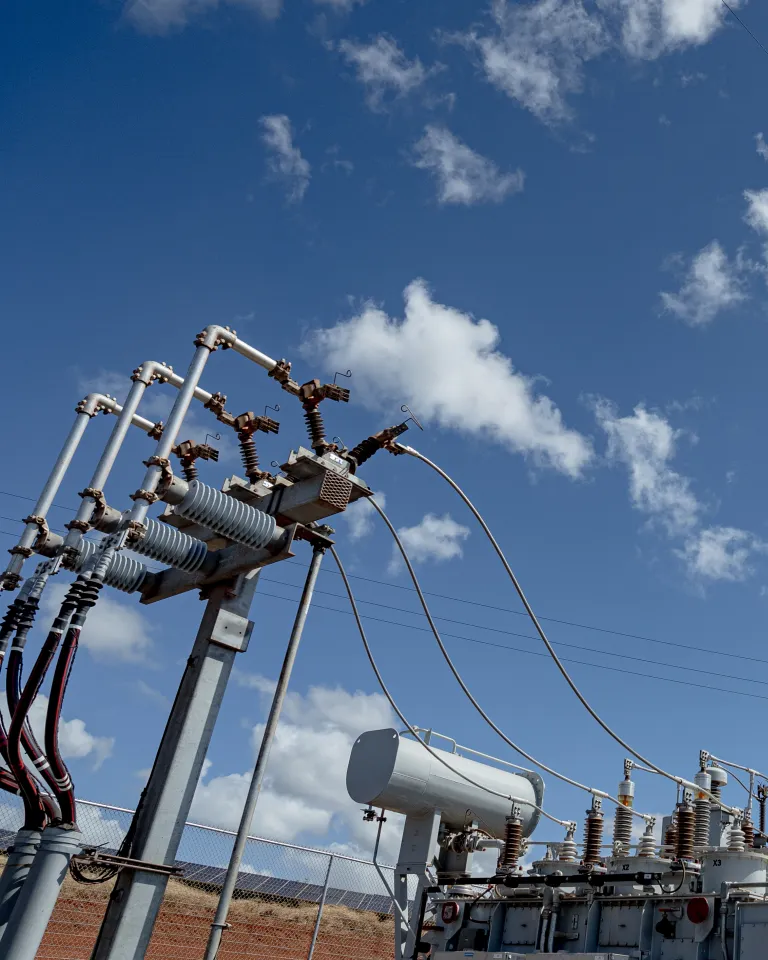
[260,575,768,690]
[256,590,768,704]
[719,0,768,58]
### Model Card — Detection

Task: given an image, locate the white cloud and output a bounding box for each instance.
[260,115,311,203]
[412,126,525,206]
[191,678,403,860]
[136,680,171,708]
[744,188,768,235]
[681,526,767,582]
[756,133,768,162]
[389,513,470,574]
[124,0,281,34]
[28,694,114,770]
[305,280,593,477]
[595,401,768,583]
[42,582,153,663]
[457,0,737,123]
[660,241,746,326]
[338,36,430,110]
[459,0,608,123]
[594,401,700,536]
[343,492,386,541]
[603,0,734,59]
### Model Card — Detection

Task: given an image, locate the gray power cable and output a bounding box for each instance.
[369,499,649,824]
[394,444,737,815]
[330,547,571,829]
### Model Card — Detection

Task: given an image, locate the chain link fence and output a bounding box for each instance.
[0,796,409,960]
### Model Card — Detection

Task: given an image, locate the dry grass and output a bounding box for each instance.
[1,851,394,959]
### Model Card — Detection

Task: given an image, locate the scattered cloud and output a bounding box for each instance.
[744,188,768,235]
[338,35,432,110]
[412,125,525,206]
[343,492,386,541]
[42,582,154,662]
[658,113,671,127]
[191,678,403,861]
[305,280,593,477]
[594,400,766,582]
[124,0,281,35]
[136,680,171,709]
[458,0,608,124]
[594,401,700,536]
[680,526,767,582]
[260,115,311,203]
[605,0,736,59]
[680,71,707,86]
[660,241,746,326]
[388,512,470,574]
[455,0,737,124]
[28,694,114,770]
[756,133,768,162]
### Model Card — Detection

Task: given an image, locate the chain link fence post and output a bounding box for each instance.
[307,854,332,960]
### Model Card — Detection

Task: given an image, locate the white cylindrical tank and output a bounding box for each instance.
[346,729,544,838]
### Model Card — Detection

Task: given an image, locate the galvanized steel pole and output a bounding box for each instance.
[90,574,261,960]
[202,545,325,960]
[307,855,333,960]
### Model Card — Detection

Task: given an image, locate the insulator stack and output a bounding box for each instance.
[73,541,148,594]
[663,818,678,857]
[694,800,711,850]
[758,788,766,835]
[676,804,695,860]
[709,764,727,803]
[181,460,198,482]
[612,804,633,853]
[729,823,746,852]
[742,814,755,848]
[583,807,604,866]
[238,434,262,483]
[133,518,208,573]
[694,769,712,850]
[637,826,657,858]
[303,404,326,454]
[559,828,578,862]
[174,480,278,550]
[499,816,523,872]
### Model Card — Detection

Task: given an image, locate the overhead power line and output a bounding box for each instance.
[720,0,768,58]
[260,573,768,689]
[258,589,768,705]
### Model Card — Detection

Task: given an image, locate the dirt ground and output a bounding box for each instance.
[0,856,395,960]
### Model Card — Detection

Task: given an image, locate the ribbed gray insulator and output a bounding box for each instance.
[729,824,746,852]
[74,541,148,594]
[175,480,277,550]
[637,828,657,858]
[132,519,208,573]
[694,800,711,850]
[559,832,578,862]
[612,804,633,853]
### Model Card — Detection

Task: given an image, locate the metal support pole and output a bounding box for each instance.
[3,409,91,586]
[307,855,333,960]
[1,826,83,960]
[203,545,325,960]
[90,573,261,960]
[0,828,41,943]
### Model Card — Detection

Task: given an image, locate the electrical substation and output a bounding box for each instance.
[1,324,768,960]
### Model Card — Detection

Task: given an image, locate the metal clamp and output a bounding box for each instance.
[75,849,183,878]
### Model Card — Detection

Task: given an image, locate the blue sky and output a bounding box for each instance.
[4,0,768,864]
